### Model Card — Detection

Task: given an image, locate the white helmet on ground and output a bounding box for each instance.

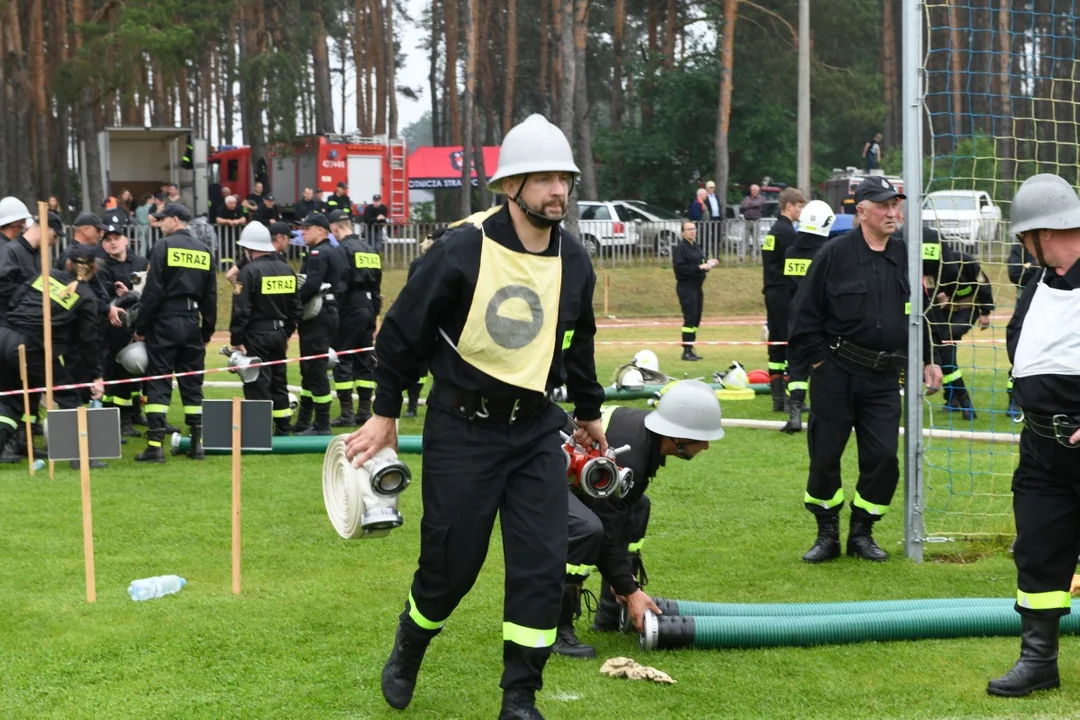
[644,379,725,441]
[0,197,32,228]
[798,200,836,238]
[719,361,749,389]
[615,366,645,391]
[632,349,660,373]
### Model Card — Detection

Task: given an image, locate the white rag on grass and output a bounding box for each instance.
[599,657,677,684]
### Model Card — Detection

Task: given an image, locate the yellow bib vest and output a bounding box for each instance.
[452,226,563,394]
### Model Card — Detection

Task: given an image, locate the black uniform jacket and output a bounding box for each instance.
[371,203,605,420]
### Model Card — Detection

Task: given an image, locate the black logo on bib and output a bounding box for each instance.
[486,285,544,349]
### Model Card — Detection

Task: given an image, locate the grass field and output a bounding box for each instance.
[3,262,1060,718]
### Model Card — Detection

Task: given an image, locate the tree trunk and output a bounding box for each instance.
[386,0,398,137]
[312,2,335,134]
[429,0,442,145]
[882,0,899,148]
[370,0,386,135]
[478,0,495,145]
[444,0,462,145]
[224,11,237,142]
[71,0,103,212]
[947,0,964,140]
[573,0,595,200]
[29,0,48,197]
[662,0,677,70]
[558,0,578,237]
[714,0,737,220]
[551,0,563,126]
[611,0,625,132]
[351,0,368,136]
[644,0,660,124]
[459,0,476,217]
[997,0,1013,183]
[0,60,9,197]
[239,0,267,171]
[52,0,70,206]
[502,0,517,135]
[179,68,191,127]
[538,0,549,118]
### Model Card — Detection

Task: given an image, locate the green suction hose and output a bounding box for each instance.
[640,606,1080,651]
[651,596,1012,618]
[170,433,424,455]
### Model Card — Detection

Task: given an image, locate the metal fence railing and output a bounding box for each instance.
[50,218,783,271]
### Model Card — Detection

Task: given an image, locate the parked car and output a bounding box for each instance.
[576,200,682,257]
[921,190,1001,249]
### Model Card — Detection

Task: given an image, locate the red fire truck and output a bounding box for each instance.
[210,134,409,221]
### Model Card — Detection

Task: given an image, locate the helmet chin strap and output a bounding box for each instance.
[512,175,572,229]
[1028,231,1050,268]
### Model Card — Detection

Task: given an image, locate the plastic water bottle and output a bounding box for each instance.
[32,459,45,472]
[127,575,186,601]
[89,399,103,409]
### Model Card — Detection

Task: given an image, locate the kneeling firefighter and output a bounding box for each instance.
[556,379,725,658]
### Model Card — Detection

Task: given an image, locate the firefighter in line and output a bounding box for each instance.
[761,188,806,412]
[556,380,724,658]
[132,203,217,463]
[98,213,150,438]
[225,221,292,287]
[292,212,345,435]
[989,173,1080,697]
[344,114,606,720]
[0,244,104,469]
[780,200,835,434]
[227,221,303,436]
[671,221,717,361]
[789,177,942,564]
[327,209,382,427]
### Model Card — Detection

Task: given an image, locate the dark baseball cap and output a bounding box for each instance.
[268,221,293,237]
[264,194,274,201]
[372,194,382,201]
[327,209,351,224]
[152,202,192,221]
[46,211,65,239]
[74,212,106,230]
[298,212,330,230]
[336,181,348,189]
[66,242,97,265]
[103,213,128,235]
[853,176,906,205]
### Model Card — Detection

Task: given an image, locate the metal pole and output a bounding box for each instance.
[902,0,925,562]
[797,0,811,197]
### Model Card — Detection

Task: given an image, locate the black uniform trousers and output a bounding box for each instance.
[298,307,339,406]
[764,287,790,377]
[405,400,567,692]
[103,324,139,407]
[332,305,375,398]
[805,357,902,520]
[144,311,205,443]
[243,323,291,428]
[0,328,79,444]
[566,493,651,583]
[1012,428,1080,619]
[676,281,704,346]
[928,307,975,408]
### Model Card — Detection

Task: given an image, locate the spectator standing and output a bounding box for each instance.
[705,181,723,220]
[254,195,282,225]
[295,187,321,220]
[363,194,389,251]
[863,133,884,173]
[687,188,709,222]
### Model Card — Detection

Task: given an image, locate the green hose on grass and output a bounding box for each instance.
[651,596,1012,618]
[639,606,1080,651]
[171,434,424,455]
[603,383,769,401]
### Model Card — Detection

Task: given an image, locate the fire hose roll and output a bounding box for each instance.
[323,435,368,539]
[639,607,1080,651]
[322,435,412,539]
[650,596,1012,618]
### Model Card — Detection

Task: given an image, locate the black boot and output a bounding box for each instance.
[688,347,703,360]
[120,408,142,437]
[274,420,292,436]
[14,427,48,459]
[70,458,107,470]
[381,618,439,710]
[770,376,786,412]
[355,395,373,425]
[130,395,147,426]
[552,584,596,659]
[299,404,332,435]
[802,514,841,563]
[292,396,313,433]
[681,347,699,362]
[404,384,421,418]
[780,398,804,434]
[135,436,167,464]
[187,425,206,460]
[591,582,621,632]
[847,514,888,562]
[0,435,20,464]
[987,615,1061,696]
[499,689,544,720]
[330,392,355,427]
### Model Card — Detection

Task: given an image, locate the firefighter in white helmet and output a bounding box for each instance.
[779,200,835,433]
[345,114,605,720]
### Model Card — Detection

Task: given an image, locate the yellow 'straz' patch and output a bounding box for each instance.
[261,276,296,294]
[167,248,211,271]
[762,234,776,252]
[784,258,811,276]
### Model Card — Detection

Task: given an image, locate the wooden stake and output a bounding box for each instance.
[603,273,610,317]
[17,344,35,476]
[231,396,242,594]
[77,406,96,603]
[36,202,55,479]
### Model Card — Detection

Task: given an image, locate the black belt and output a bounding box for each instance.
[161,297,199,313]
[1022,411,1080,449]
[248,319,286,331]
[427,383,550,426]
[829,338,906,371]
